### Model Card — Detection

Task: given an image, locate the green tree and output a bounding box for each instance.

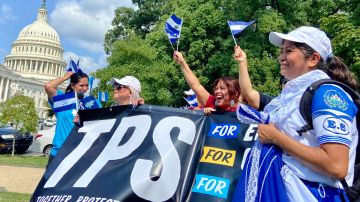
[95,35,180,106]
[0,94,38,156]
[101,0,360,107]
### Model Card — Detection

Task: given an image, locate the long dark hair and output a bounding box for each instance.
[294,42,358,90]
[65,72,89,93]
[212,77,240,103]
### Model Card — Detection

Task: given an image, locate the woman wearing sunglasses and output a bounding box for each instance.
[110,76,144,106]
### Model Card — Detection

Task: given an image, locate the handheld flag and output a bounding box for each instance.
[53,92,77,113]
[165,14,183,51]
[183,94,198,107]
[70,59,78,72]
[97,91,109,102]
[79,96,101,110]
[236,104,270,124]
[88,76,94,94]
[227,20,255,45]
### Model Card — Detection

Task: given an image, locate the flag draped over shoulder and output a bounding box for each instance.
[53,92,77,113]
[97,91,109,102]
[165,14,183,44]
[236,104,270,124]
[184,94,198,107]
[228,20,255,36]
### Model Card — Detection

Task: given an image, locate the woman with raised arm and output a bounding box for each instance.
[44,71,89,163]
[235,26,358,201]
[173,51,240,114]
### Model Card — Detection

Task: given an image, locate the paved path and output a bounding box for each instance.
[0,165,45,194]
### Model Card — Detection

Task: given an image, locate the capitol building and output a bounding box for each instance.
[0,1,66,118]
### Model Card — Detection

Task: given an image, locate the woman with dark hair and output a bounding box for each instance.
[235,26,358,201]
[173,51,241,114]
[44,71,89,162]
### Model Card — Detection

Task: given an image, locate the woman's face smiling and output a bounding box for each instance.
[278,40,314,80]
[213,80,231,108]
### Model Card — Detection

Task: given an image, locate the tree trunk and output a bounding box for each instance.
[11,134,15,156]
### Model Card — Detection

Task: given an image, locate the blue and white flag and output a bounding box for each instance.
[79,96,101,110]
[227,20,255,36]
[98,91,109,102]
[183,94,198,107]
[69,59,79,72]
[53,92,77,113]
[88,76,94,94]
[236,104,270,124]
[165,14,183,44]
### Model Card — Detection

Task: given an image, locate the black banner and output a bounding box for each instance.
[32,104,257,202]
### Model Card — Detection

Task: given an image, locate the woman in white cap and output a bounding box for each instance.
[234,26,358,201]
[110,76,144,106]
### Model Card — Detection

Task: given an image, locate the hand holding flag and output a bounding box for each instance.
[165,14,183,51]
[227,20,255,45]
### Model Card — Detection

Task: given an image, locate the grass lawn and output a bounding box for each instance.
[0,155,47,168]
[0,192,31,202]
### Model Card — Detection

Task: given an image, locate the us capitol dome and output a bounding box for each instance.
[0,0,67,118]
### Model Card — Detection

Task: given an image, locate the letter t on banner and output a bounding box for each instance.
[227,20,255,46]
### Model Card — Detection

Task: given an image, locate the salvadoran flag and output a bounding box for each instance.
[53,92,77,113]
[79,96,101,110]
[98,91,109,102]
[236,104,270,124]
[88,76,94,94]
[183,94,198,107]
[228,20,255,36]
[165,14,183,44]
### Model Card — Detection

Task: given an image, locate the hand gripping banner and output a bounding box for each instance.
[32,105,257,202]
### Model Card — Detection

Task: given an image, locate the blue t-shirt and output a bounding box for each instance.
[49,90,76,156]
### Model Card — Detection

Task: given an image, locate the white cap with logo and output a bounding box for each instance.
[110,76,141,94]
[269,26,333,61]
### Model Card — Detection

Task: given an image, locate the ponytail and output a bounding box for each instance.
[294,42,358,91]
[325,56,358,91]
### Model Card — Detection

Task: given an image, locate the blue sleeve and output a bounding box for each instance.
[311,84,357,147]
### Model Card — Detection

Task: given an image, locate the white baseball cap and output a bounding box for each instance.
[110,76,141,93]
[183,89,195,95]
[269,26,333,61]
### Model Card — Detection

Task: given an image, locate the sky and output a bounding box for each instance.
[0,0,134,74]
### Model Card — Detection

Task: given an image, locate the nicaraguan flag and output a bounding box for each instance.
[228,20,255,36]
[183,94,198,107]
[165,14,182,44]
[98,91,109,102]
[79,96,101,110]
[53,92,77,113]
[236,104,270,124]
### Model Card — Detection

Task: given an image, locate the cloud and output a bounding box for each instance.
[63,51,108,73]
[0,4,16,23]
[50,0,134,53]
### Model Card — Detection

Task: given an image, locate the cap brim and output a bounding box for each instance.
[109,78,121,85]
[269,32,303,46]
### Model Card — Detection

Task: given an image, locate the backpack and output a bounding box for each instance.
[298,78,360,201]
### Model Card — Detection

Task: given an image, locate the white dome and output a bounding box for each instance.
[4,2,67,83]
[18,22,60,44]
[17,5,60,45]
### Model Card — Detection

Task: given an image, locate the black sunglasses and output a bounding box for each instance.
[113,83,129,90]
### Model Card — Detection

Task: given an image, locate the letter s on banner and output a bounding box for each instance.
[130,116,196,201]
